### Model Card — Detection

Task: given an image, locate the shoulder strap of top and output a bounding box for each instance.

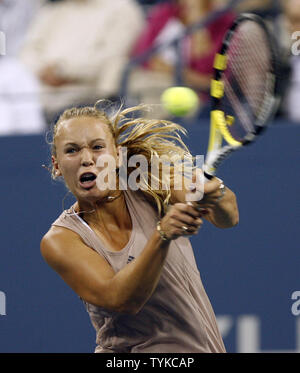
[124,190,158,240]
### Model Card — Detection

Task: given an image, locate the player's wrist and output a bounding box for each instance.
[156,221,172,242]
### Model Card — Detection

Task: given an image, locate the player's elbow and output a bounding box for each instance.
[215,201,239,228]
[225,191,239,227]
[83,289,142,315]
[226,202,239,227]
[105,284,144,315]
[231,197,239,226]
[116,303,142,315]
[230,212,239,227]
[215,216,239,229]
[113,298,143,315]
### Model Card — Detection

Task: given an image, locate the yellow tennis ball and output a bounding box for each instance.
[161,86,199,117]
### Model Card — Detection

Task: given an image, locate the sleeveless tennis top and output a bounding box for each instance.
[52,190,225,353]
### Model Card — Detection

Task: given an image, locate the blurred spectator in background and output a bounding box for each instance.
[231,0,275,17]
[213,0,278,18]
[273,0,300,123]
[128,0,235,118]
[0,0,44,58]
[0,0,46,136]
[20,0,144,124]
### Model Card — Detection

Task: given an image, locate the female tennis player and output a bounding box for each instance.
[40,102,239,353]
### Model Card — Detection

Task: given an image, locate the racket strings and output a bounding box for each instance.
[222,74,253,133]
[230,23,270,111]
[239,24,270,113]
[221,20,273,141]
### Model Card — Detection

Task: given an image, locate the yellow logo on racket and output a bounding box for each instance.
[226,115,235,126]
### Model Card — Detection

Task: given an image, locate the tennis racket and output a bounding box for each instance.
[203,13,281,180]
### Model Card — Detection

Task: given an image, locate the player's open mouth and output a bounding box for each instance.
[79,172,97,189]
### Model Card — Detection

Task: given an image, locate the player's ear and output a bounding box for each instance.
[52,156,62,178]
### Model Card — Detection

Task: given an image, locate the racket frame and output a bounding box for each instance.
[204,13,281,179]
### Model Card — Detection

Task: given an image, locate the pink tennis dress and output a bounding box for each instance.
[52,190,225,353]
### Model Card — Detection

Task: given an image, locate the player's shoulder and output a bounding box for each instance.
[42,224,78,241]
[40,226,81,266]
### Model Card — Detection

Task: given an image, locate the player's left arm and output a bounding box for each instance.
[197,177,239,228]
[170,174,239,229]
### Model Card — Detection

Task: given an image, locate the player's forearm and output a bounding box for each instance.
[109,230,170,314]
[208,187,239,228]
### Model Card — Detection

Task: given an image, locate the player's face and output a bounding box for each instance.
[53,116,120,203]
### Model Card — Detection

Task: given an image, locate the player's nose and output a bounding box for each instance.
[81,148,95,167]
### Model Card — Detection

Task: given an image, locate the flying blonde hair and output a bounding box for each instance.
[50,100,194,216]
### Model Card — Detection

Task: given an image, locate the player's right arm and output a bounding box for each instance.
[40,204,201,315]
[41,226,167,315]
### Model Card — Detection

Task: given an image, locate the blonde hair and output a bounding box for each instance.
[50,101,194,216]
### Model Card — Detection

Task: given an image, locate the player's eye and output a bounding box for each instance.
[65,147,77,154]
[93,144,104,150]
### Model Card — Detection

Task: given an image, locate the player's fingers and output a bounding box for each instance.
[184,219,203,234]
[176,214,203,228]
[173,203,202,218]
[160,214,203,240]
[173,210,203,226]
[204,177,222,195]
[197,197,222,208]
